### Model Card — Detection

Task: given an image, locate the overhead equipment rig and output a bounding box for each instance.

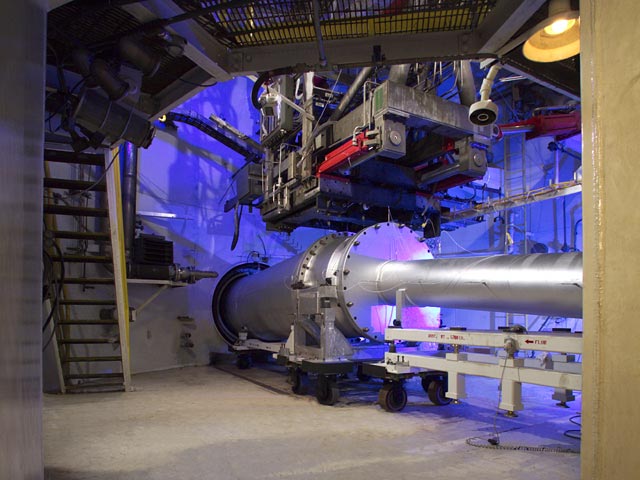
[231,69,494,236]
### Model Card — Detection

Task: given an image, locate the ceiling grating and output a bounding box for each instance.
[174,0,497,48]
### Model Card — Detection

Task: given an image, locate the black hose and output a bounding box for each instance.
[251,68,294,111]
[42,242,65,351]
[230,204,243,251]
[42,249,64,333]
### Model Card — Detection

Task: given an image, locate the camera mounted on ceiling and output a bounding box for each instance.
[468,64,501,127]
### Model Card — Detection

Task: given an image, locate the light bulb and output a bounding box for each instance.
[543,18,576,36]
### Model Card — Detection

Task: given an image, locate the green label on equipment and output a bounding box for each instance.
[374,87,385,113]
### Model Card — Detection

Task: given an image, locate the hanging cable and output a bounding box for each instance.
[42,241,65,351]
[230,203,243,251]
[251,68,295,110]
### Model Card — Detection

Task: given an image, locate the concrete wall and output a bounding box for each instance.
[581,0,640,477]
[0,1,46,478]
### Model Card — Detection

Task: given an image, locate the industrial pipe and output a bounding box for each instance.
[377,253,582,318]
[120,143,138,260]
[388,64,411,85]
[74,89,155,148]
[90,58,130,101]
[212,223,582,345]
[118,36,161,76]
[329,67,373,121]
[455,60,476,107]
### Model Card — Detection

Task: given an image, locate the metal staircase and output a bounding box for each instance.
[43,148,131,393]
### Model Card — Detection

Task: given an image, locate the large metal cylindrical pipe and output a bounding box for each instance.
[212,224,583,345]
[218,255,300,342]
[377,252,582,318]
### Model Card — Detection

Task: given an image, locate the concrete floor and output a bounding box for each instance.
[44,363,581,480]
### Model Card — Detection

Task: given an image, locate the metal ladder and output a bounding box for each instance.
[44,148,131,392]
[502,132,529,329]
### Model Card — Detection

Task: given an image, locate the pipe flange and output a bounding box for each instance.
[334,222,433,340]
[294,232,351,288]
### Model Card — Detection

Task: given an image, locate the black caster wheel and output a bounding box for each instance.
[236,354,252,370]
[316,375,340,406]
[420,373,440,393]
[427,379,452,406]
[378,382,407,412]
[288,368,308,395]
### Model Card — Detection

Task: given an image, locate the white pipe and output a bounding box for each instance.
[479,64,501,102]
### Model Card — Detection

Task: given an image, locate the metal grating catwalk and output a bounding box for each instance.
[174,0,496,48]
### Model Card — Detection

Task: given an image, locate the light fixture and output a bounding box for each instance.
[523,0,580,63]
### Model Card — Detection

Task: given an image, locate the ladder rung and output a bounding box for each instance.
[58,338,119,344]
[58,319,118,325]
[65,383,125,392]
[44,178,106,192]
[59,299,116,306]
[63,277,114,285]
[65,373,123,380]
[44,149,104,166]
[44,204,109,217]
[63,356,122,363]
[50,254,112,263]
[51,230,110,241]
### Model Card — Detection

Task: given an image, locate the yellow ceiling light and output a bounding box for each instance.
[523,0,580,63]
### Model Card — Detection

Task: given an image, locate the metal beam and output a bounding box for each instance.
[139,66,215,118]
[123,1,232,81]
[385,328,583,354]
[475,0,546,52]
[500,51,581,101]
[444,180,582,223]
[226,30,489,74]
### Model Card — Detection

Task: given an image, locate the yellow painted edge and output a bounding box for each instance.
[108,146,132,388]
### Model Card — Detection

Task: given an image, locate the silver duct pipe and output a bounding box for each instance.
[121,142,138,259]
[212,224,583,344]
[329,66,373,121]
[388,64,411,85]
[456,60,477,107]
[73,89,155,148]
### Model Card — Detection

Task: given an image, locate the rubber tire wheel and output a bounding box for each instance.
[420,376,433,394]
[236,354,252,370]
[427,379,452,406]
[289,369,308,395]
[316,375,340,406]
[378,383,407,412]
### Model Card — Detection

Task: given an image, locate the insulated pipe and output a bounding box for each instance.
[74,89,155,148]
[212,224,583,345]
[329,67,372,121]
[120,142,138,260]
[90,58,130,101]
[118,36,161,77]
